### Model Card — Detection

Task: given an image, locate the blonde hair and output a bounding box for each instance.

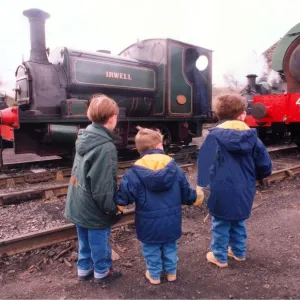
[215,94,247,120]
[87,94,119,124]
[135,126,163,153]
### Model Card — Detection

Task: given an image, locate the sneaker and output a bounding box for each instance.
[228,247,246,262]
[206,252,228,268]
[77,269,93,281]
[78,272,93,281]
[94,268,122,283]
[166,273,177,282]
[145,270,161,285]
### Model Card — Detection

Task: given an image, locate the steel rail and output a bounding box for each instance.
[1,163,300,257]
[0,148,198,188]
[0,209,135,257]
[0,164,194,206]
[0,145,296,189]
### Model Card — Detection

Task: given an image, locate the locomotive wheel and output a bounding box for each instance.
[154,125,172,151]
[292,134,300,148]
[61,147,76,161]
[183,135,193,146]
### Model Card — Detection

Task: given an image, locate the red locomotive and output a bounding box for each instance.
[241,22,300,145]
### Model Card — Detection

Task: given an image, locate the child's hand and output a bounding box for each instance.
[116,205,125,215]
[194,186,204,206]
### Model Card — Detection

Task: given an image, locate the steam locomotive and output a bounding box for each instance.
[239,34,300,145]
[0,9,213,162]
[242,19,300,146]
[240,72,288,143]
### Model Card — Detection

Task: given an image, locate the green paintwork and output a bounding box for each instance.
[272,23,300,72]
[49,124,78,143]
[49,41,212,120]
[169,45,192,114]
[61,100,88,116]
[74,59,156,91]
[154,63,165,114]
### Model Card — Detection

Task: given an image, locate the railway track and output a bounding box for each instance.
[0,160,135,190]
[0,145,198,189]
[0,143,299,258]
[0,208,135,257]
[1,162,300,258]
[0,163,194,206]
[0,143,297,205]
[0,144,298,206]
[0,144,296,188]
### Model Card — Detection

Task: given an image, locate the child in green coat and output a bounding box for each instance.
[65,94,121,283]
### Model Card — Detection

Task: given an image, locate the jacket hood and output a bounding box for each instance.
[76,123,114,156]
[132,149,177,192]
[209,120,257,154]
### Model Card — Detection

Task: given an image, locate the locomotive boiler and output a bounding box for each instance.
[0,8,213,161]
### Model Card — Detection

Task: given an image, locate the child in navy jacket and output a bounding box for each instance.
[115,127,203,284]
[197,94,272,267]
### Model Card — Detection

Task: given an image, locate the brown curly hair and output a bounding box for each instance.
[215,94,247,120]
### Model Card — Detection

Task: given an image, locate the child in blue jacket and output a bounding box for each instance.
[116,126,203,284]
[197,94,272,268]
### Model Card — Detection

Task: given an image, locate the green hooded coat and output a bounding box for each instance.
[64,123,119,229]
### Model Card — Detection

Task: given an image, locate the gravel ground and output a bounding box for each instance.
[0,164,197,241]
[0,179,69,195]
[0,196,67,239]
[1,129,300,298]
[0,134,298,241]
[271,155,300,171]
[0,175,299,299]
[2,149,61,165]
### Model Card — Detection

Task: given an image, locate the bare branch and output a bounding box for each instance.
[223,72,242,90]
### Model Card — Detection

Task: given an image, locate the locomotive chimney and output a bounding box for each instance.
[23,8,50,64]
[246,74,257,89]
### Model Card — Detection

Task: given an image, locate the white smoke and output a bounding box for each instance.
[267,69,284,90]
[247,51,269,82]
[0,80,15,99]
[221,50,270,88]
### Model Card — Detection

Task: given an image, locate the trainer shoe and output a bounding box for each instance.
[166,273,177,282]
[206,252,228,268]
[228,247,246,262]
[78,273,93,281]
[145,270,161,285]
[94,268,122,283]
[78,269,93,281]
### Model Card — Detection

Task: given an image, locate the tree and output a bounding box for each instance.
[223,73,243,90]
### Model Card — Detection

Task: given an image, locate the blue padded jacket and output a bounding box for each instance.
[115,149,197,243]
[198,120,272,221]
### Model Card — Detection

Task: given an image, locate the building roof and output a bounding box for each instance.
[263,40,280,69]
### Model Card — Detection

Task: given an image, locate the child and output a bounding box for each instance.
[197,94,272,267]
[115,127,203,285]
[64,94,122,282]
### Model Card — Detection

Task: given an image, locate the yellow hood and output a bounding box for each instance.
[217,120,250,131]
[135,154,173,171]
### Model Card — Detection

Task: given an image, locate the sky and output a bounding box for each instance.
[1,0,300,95]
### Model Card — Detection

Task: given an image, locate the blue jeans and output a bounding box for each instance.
[76,225,112,279]
[142,242,178,280]
[210,216,247,263]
